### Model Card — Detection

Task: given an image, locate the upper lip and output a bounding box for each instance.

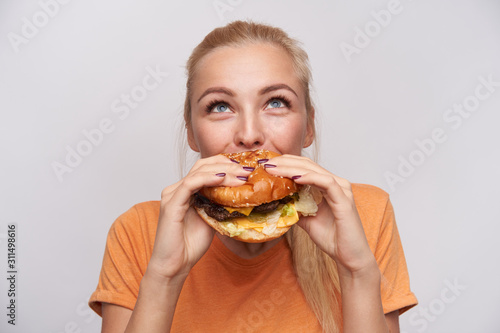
[224,148,279,154]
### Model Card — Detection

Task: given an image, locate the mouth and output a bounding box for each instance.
[224,148,280,155]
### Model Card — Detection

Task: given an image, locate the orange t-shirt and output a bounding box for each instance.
[89,184,417,331]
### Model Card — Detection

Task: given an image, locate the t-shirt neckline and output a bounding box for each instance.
[211,234,288,268]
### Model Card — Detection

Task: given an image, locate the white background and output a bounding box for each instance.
[1,0,499,332]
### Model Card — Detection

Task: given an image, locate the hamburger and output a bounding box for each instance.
[193,149,320,243]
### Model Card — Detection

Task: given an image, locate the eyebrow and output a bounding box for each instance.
[196,83,298,104]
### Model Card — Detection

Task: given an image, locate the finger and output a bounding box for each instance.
[161,162,253,202]
[269,154,326,175]
[264,163,352,200]
[187,154,230,173]
[160,180,183,203]
[296,172,352,208]
[162,166,253,219]
[162,171,227,214]
[189,163,254,187]
[187,154,243,174]
[267,155,352,191]
[161,157,232,202]
[189,157,254,182]
[268,166,351,208]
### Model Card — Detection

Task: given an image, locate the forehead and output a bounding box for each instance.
[192,43,303,96]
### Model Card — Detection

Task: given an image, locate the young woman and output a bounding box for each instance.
[89,20,417,332]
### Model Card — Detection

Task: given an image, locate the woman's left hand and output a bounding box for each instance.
[265,154,376,275]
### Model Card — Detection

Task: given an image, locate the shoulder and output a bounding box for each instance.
[109,200,161,237]
[105,200,161,260]
[351,184,393,247]
[351,183,390,209]
[116,200,160,221]
[129,200,161,222]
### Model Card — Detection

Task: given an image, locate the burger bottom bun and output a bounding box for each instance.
[195,206,291,243]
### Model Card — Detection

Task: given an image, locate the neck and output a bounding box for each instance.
[216,233,282,259]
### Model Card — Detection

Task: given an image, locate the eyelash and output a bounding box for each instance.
[204,94,292,113]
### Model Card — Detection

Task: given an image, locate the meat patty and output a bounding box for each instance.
[194,194,245,221]
[193,193,295,222]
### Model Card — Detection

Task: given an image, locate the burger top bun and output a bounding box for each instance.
[199,150,299,207]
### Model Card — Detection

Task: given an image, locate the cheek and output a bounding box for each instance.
[192,122,229,156]
[266,115,308,152]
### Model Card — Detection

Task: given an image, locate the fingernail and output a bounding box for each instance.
[230,159,240,164]
[264,163,276,168]
[258,159,269,164]
[216,173,226,177]
[243,166,255,172]
[292,175,302,180]
[237,176,248,181]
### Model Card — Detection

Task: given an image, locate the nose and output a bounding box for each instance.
[234,111,265,150]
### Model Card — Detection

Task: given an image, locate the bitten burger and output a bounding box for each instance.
[193,149,320,243]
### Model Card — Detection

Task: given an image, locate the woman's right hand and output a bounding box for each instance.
[145,155,250,283]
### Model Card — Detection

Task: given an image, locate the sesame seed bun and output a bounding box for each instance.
[199,150,298,207]
[194,150,319,243]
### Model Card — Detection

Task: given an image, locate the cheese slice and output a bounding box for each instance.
[224,206,253,216]
[222,205,299,232]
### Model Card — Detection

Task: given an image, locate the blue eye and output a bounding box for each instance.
[268,99,283,108]
[215,104,228,112]
[209,103,229,113]
[266,96,292,109]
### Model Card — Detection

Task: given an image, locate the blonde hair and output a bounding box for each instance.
[182,20,342,332]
